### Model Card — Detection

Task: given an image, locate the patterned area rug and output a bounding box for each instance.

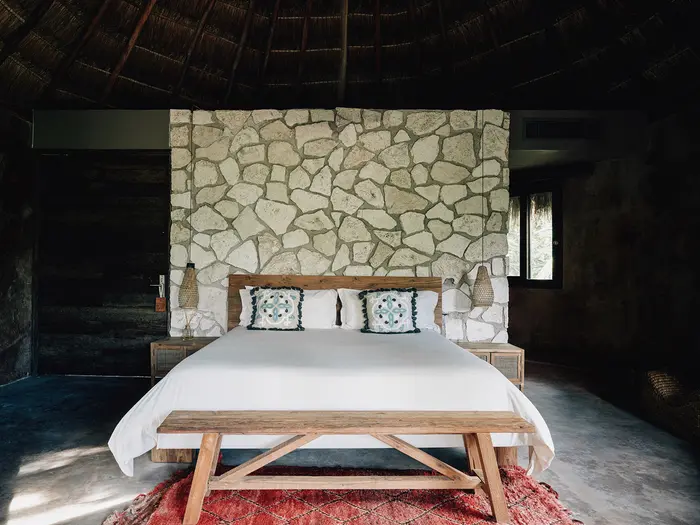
[104,466,580,525]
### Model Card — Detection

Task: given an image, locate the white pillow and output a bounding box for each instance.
[239,287,337,329]
[338,288,440,332]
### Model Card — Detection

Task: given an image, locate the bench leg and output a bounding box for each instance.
[462,434,482,473]
[475,433,510,524]
[496,446,518,467]
[184,433,220,525]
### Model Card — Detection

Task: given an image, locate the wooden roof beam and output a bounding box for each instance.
[436,0,452,76]
[100,0,158,104]
[172,0,217,101]
[296,0,313,93]
[258,0,281,88]
[225,0,257,105]
[406,0,422,75]
[374,0,381,84]
[0,0,54,68]
[337,0,349,103]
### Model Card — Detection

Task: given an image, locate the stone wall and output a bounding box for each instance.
[169,108,510,341]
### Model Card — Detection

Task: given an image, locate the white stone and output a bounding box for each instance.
[172,148,191,169]
[252,109,282,124]
[311,109,334,122]
[415,185,440,203]
[270,165,286,182]
[211,230,240,260]
[471,159,501,178]
[266,182,289,203]
[404,231,435,255]
[492,330,508,343]
[453,215,482,236]
[172,170,187,192]
[343,146,374,168]
[382,110,404,127]
[289,167,311,189]
[170,244,188,267]
[290,189,329,213]
[428,219,451,241]
[196,185,227,205]
[406,112,447,135]
[387,269,415,277]
[436,124,451,137]
[339,124,357,147]
[332,244,351,271]
[233,207,265,239]
[411,135,440,164]
[468,177,500,194]
[416,266,430,277]
[379,144,410,169]
[194,160,219,187]
[197,138,231,162]
[482,305,503,324]
[338,216,371,241]
[389,169,411,188]
[172,209,186,222]
[333,169,357,190]
[313,231,338,256]
[441,184,468,206]
[370,242,393,268]
[304,138,337,157]
[430,161,470,184]
[171,192,191,209]
[268,141,300,167]
[375,230,402,248]
[190,206,228,232]
[490,188,509,212]
[258,232,282,267]
[260,120,293,141]
[358,161,390,184]
[309,166,332,196]
[242,163,270,184]
[228,183,263,206]
[192,125,223,148]
[359,131,391,153]
[170,125,189,147]
[385,186,428,214]
[261,252,300,274]
[170,109,190,124]
[426,202,454,222]
[410,165,428,185]
[216,110,250,135]
[353,242,374,263]
[466,319,495,342]
[437,234,470,257]
[337,107,362,123]
[193,110,213,125]
[354,179,384,208]
[255,199,296,234]
[432,253,471,280]
[491,257,505,276]
[171,222,189,244]
[190,243,216,268]
[225,240,258,273]
[388,248,429,267]
[214,200,240,219]
[455,196,487,216]
[219,158,240,185]
[482,124,508,161]
[285,109,309,127]
[444,316,465,340]
[295,122,333,148]
[331,212,342,227]
[328,148,344,171]
[345,265,373,276]
[394,130,410,143]
[486,213,503,232]
[468,307,484,319]
[357,209,396,229]
[282,229,309,249]
[302,158,325,174]
[443,133,476,167]
[464,233,508,260]
[229,127,259,154]
[331,188,363,214]
[479,109,504,127]
[197,262,230,285]
[443,288,471,313]
[363,110,382,129]
[297,248,330,274]
[400,212,425,234]
[450,110,476,131]
[294,210,334,230]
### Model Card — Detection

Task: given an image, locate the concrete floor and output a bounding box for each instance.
[0,364,699,525]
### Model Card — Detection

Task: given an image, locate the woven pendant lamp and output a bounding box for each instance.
[472,110,494,308]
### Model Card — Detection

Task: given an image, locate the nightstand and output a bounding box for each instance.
[455,342,525,391]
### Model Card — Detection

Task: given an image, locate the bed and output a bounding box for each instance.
[108,275,554,477]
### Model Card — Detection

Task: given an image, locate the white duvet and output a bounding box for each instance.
[109,328,554,476]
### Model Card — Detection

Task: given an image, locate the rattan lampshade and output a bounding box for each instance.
[178,263,199,310]
[472,265,494,308]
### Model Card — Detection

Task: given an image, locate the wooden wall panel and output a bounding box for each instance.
[37,151,169,376]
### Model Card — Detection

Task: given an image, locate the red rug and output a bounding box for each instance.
[104,466,580,525]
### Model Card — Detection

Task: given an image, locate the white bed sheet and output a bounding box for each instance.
[108,328,554,476]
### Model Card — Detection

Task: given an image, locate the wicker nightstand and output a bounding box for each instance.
[455,342,525,391]
[150,337,217,386]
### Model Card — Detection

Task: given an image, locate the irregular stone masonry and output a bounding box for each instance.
[169,108,510,342]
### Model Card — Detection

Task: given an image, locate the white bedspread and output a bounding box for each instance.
[109,328,554,476]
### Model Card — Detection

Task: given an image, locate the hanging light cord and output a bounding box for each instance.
[481,109,485,264]
[189,111,194,261]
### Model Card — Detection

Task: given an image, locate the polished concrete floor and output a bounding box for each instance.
[0,364,699,525]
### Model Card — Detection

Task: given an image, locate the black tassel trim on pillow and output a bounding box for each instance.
[359,288,420,334]
[247,286,305,331]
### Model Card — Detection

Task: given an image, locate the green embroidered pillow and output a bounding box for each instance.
[360,288,420,334]
[248,287,304,331]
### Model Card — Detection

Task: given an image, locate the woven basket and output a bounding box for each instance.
[641,370,700,443]
[178,263,199,309]
[472,265,494,307]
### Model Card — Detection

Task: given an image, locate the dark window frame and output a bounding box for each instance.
[508,172,564,289]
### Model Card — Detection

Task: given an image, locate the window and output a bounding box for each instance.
[507,180,562,288]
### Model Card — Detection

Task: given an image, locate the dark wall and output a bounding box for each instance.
[510,110,700,381]
[37,151,169,376]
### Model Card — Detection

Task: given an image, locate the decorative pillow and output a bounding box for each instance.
[241,287,337,329]
[340,288,439,332]
[247,287,304,331]
[359,288,420,334]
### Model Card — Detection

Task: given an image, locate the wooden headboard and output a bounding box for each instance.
[227,275,442,331]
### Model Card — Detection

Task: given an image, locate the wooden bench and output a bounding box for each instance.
[157,410,536,525]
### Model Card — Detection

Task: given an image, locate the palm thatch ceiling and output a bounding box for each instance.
[0,0,697,112]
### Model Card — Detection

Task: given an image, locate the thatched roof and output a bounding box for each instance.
[0,0,697,112]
